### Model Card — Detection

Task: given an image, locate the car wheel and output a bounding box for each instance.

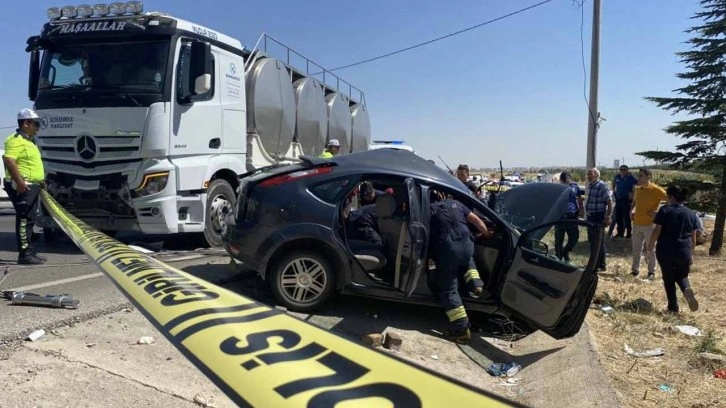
[204,179,236,248]
[270,251,336,312]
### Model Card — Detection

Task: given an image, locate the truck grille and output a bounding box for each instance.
[38,135,141,162]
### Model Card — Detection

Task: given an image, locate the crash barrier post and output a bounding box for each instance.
[41,191,520,408]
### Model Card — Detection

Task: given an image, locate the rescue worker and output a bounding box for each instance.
[319,139,340,158]
[455,164,470,185]
[346,204,383,250]
[428,190,492,342]
[3,109,46,265]
[359,181,377,206]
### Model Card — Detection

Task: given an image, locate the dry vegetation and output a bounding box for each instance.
[587,219,726,408]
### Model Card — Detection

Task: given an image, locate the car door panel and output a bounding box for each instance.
[499,220,601,339]
[402,178,428,298]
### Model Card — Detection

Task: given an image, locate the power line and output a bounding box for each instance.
[326,0,556,72]
[578,0,599,128]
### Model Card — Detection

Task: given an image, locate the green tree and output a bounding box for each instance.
[639,0,726,255]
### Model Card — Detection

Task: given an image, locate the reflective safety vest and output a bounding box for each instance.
[4,131,44,182]
[319,151,333,159]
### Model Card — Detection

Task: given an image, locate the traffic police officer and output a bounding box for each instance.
[3,109,46,265]
[428,190,492,342]
[318,139,340,158]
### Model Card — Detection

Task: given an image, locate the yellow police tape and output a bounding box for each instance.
[41,191,519,408]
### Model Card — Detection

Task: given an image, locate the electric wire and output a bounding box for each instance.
[326,0,556,72]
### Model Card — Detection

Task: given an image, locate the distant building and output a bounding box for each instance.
[613,159,620,169]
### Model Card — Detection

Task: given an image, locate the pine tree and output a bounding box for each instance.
[639,0,726,256]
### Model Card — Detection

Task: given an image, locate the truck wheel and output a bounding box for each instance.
[204,179,236,247]
[269,250,335,312]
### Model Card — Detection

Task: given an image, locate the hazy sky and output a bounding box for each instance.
[0,0,701,168]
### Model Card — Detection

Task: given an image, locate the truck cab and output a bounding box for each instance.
[26,2,370,246]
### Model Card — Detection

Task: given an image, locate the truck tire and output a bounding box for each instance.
[204,179,236,247]
[269,250,336,312]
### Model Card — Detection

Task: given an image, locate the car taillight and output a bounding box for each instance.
[258,166,333,187]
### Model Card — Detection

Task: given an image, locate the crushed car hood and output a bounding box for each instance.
[495,183,570,235]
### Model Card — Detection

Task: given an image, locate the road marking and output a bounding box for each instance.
[6,272,105,292]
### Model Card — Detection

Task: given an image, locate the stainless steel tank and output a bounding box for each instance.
[350,104,371,153]
[293,78,327,157]
[246,58,296,157]
[325,93,351,153]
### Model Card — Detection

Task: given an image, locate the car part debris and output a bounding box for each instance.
[4,291,80,308]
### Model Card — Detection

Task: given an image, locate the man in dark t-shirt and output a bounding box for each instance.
[647,185,699,314]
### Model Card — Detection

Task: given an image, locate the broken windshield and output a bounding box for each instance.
[495,183,570,235]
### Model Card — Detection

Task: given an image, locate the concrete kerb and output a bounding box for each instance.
[514,321,621,408]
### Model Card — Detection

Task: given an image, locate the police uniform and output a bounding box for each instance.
[428,198,482,338]
[3,111,45,264]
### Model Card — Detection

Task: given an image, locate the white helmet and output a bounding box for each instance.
[327,139,340,147]
[17,108,40,121]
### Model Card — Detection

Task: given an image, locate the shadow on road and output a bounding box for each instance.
[458,336,565,371]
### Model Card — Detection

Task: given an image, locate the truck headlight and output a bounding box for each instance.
[135,172,169,197]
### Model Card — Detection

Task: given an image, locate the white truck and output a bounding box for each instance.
[26,2,371,246]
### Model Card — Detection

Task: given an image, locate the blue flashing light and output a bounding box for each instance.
[372,140,406,145]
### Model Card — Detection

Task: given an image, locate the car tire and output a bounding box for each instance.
[204,179,236,248]
[269,250,336,312]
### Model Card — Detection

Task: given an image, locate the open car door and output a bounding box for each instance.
[400,178,428,298]
[498,219,602,339]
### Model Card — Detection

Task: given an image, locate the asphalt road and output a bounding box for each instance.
[0,209,241,346]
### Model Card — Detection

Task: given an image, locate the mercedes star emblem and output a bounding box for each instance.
[76,135,97,161]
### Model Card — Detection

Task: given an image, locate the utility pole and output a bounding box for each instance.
[585,0,601,170]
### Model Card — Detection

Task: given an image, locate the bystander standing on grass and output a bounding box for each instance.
[647,185,700,314]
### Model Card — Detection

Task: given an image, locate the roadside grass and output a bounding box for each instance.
[586,220,726,408]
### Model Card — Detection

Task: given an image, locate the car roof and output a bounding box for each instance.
[303,149,467,193]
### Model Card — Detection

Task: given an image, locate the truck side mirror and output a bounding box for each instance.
[28,50,40,101]
[189,41,212,95]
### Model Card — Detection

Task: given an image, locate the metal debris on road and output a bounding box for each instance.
[5,291,80,308]
[430,354,440,360]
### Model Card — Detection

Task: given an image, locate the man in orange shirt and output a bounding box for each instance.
[630,168,667,280]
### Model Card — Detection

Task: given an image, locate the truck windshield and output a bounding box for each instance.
[37,40,169,107]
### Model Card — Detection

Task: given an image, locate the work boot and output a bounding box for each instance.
[445,318,471,344]
[28,248,47,262]
[18,252,45,265]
